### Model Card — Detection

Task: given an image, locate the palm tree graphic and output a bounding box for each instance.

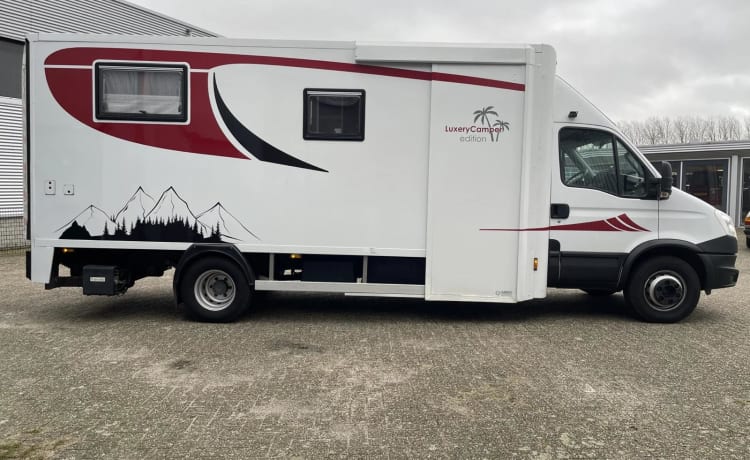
[493,119,510,137]
[473,106,499,141]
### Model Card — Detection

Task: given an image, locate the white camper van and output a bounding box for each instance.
[24,34,738,322]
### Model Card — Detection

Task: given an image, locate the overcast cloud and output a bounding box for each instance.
[128,0,750,122]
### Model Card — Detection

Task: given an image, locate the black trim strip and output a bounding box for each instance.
[213,77,327,173]
[24,39,30,240]
[697,234,737,254]
[547,251,626,289]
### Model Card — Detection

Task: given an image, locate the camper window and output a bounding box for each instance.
[95,63,188,122]
[303,89,365,140]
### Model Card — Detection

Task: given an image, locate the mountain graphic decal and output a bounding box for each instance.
[113,186,155,226]
[55,205,116,239]
[56,187,260,243]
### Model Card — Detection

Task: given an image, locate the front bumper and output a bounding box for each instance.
[698,253,739,292]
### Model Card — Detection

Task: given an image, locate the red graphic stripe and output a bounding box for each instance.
[45,68,246,159]
[45,47,526,91]
[479,214,650,232]
[605,217,634,231]
[617,213,650,232]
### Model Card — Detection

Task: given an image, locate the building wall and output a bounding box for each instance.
[0,97,21,216]
[642,142,750,227]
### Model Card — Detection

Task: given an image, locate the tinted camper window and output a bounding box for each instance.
[95,63,188,122]
[304,89,365,140]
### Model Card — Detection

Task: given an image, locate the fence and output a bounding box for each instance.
[0,208,27,254]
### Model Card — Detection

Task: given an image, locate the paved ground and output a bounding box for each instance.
[0,248,748,459]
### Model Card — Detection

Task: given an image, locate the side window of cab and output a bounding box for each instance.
[559,128,647,198]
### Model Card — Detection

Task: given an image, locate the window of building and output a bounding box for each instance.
[303,89,365,141]
[0,38,23,99]
[95,63,188,122]
[681,159,729,212]
[559,128,647,198]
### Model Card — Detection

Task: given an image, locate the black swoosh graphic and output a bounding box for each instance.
[213,76,327,173]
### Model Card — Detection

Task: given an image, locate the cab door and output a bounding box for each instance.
[548,125,658,290]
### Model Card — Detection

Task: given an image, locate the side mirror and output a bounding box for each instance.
[655,161,673,199]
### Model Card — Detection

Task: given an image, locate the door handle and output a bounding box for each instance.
[551,203,570,219]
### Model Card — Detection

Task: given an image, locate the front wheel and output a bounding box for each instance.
[624,256,700,323]
[179,256,251,322]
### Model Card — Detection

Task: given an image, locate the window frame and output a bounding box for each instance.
[303,88,365,141]
[558,127,650,199]
[94,61,189,123]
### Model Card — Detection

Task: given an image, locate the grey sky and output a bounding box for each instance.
[129,0,750,122]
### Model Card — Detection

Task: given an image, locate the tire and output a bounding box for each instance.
[624,256,700,323]
[581,288,617,296]
[179,256,251,322]
[746,237,749,249]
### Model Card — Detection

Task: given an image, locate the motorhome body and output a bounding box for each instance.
[25,34,738,322]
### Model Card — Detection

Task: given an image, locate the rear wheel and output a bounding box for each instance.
[746,237,749,249]
[179,256,251,322]
[624,256,700,323]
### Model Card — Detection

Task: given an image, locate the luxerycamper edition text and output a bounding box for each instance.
[444,125,502,133]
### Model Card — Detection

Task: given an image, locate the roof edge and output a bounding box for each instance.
[639,140,750,154]
[112,0,218,37]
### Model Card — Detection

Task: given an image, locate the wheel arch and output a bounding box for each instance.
[173,243,255,305]
[618,240,706,291]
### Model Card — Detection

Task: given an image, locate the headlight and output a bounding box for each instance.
[714,209,737,238]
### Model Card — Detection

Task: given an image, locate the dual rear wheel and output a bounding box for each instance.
[179,256,251,322]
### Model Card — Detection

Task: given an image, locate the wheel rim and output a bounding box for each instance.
[643,270,686,312]
[194,269,236,312]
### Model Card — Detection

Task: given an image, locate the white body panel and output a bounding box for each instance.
[26,34,557,303]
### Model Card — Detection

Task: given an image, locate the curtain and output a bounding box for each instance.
[100,67,183,116]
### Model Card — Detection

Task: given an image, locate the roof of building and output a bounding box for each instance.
[0,0,216,41]
[639,140,750,155]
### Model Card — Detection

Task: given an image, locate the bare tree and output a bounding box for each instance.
[718,115,741,140]
[674,116,689,143]
[618,115,749,145]
[642,117,662,145]
[657,117,673,144]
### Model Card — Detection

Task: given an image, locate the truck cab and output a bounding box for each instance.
[548,77,739,322]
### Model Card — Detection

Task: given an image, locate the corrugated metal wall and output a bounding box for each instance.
[0,0,215,41]
[0,97,22,215]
